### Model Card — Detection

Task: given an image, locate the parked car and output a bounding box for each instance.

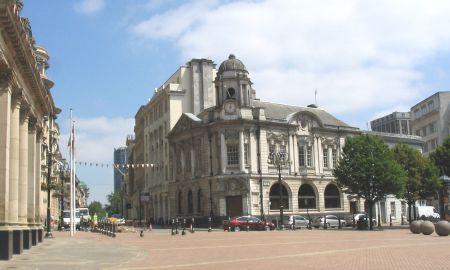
[283,215,310,229]
[356,214,378,229]
[223,216,275,231]
[312,215,346,228]
[345,213,377,227]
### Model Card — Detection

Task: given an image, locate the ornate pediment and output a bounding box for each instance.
[170,113,202,135]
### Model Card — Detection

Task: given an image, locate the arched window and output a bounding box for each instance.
[269,183,289,210]
[197,189,203,213]
[298,184,316,209]
[324,184,341,208]
[187,190,193,213]
[178,191,182,214]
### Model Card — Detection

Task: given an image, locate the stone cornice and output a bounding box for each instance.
[0,0,55,115]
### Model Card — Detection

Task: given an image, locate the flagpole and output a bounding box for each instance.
[73,120,77,235]
[69,109,74,237]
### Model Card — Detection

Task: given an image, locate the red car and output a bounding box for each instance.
[223,215,275,231]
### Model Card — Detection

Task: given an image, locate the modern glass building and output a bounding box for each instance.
[113,147,127,193]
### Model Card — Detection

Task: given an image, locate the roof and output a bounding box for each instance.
[218,54,248,74]
[252,100,352,128]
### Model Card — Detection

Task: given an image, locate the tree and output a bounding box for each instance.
[334,134,406,230]
[105,192,121,216]
[88,201,106,219]
[430,135,450,177]
[393,144,441,222]
[430,135,450,219]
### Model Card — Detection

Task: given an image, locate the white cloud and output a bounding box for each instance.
[60,117,134,164]
[74,0,106,15]
[130,0,450,127]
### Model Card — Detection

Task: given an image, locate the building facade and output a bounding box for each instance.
[167,55,362,224]
[123,59,216,222]
[370,112,411,135]
[113,147,127,193]
[410,91,450,155]
[0,0,61,260]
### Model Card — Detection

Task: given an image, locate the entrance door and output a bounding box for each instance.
[380,202,387,223]
[226,196,243,218]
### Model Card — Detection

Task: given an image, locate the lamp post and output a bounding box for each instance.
[272,151,288,230]
[58,159,67,231]
[44,115,54,238]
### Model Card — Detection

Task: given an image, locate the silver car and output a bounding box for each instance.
[283,215,310,229]
[312,215,346,228]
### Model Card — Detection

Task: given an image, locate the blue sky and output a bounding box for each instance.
[22,0,450,204]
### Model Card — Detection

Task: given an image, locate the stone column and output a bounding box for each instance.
[19,109,29,225]
[239,130,245,172]
[293,135,298,173]
[249,129,257,173]
[0,86,11,226]
[27,118,36,224]
[220,132,226,174]
[190,146,195,178]
[9,94,23,255]
[8,95,21,225]
[34,130,42,226]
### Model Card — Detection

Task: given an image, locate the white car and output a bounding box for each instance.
[283,215,310,229]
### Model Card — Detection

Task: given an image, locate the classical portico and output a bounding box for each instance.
[0,0,60,260]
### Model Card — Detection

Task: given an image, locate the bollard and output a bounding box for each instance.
[208,217,212,232]
[112,223,116,238]
[175,218,179,234]
[292,217,296,230]
[308,218,312,230]
[190,217,195,233]
[182,219,186,235]
[149,223,152,231]
[171,218,175,236]
[324,215,327,230]
[338,215,342,229]
[390,214,392,227]
[401,215,404,225]
[246,220,250,232]
[352,214,355,228]
[140,229,144,237]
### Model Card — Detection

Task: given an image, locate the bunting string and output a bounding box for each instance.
[74,162,161,169]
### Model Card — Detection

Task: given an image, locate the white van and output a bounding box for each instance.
[62,209,80,229]
[415,206,440,219]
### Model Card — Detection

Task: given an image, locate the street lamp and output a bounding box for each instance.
[44,115,54,238]
[272,151,289,230]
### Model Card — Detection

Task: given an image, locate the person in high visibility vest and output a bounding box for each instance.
[92,213,98,229]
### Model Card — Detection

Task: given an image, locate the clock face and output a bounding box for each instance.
[225,102,236,113]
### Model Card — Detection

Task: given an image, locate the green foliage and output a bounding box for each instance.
[334,134,406,229]
[88,201,106,218]
[105,192,121,215]
[393,144,441,203]
[430,135,450,177]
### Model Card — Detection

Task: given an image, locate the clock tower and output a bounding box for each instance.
[215,54,254,118]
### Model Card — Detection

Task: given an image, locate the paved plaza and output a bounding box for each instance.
[1,227,449,270]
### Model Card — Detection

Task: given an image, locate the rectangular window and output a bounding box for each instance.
[427,100,434,112]
[268,144,275,164]
[414,109,420,119]
[332,149,337,168]
[306,145,312,167]
[422,126,427,136]
[279,144,287,165]
[298,145,305,166]
[401,120,409,134]
[244,143,249,165]
[227,144,239,165]
[390,201,396,217]
[415,130,421,136]
[323,148,328,168]
[429,122,435,134]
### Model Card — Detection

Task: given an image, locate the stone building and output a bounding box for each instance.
[370,112,411,135]
[410,91,450,155]
[1,0,61,260]
[167,54,362,224]
[123,59,216,222]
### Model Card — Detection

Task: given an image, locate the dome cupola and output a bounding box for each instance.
[218,54,248,74]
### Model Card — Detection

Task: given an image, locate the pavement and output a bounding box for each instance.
[1,226,449,270]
